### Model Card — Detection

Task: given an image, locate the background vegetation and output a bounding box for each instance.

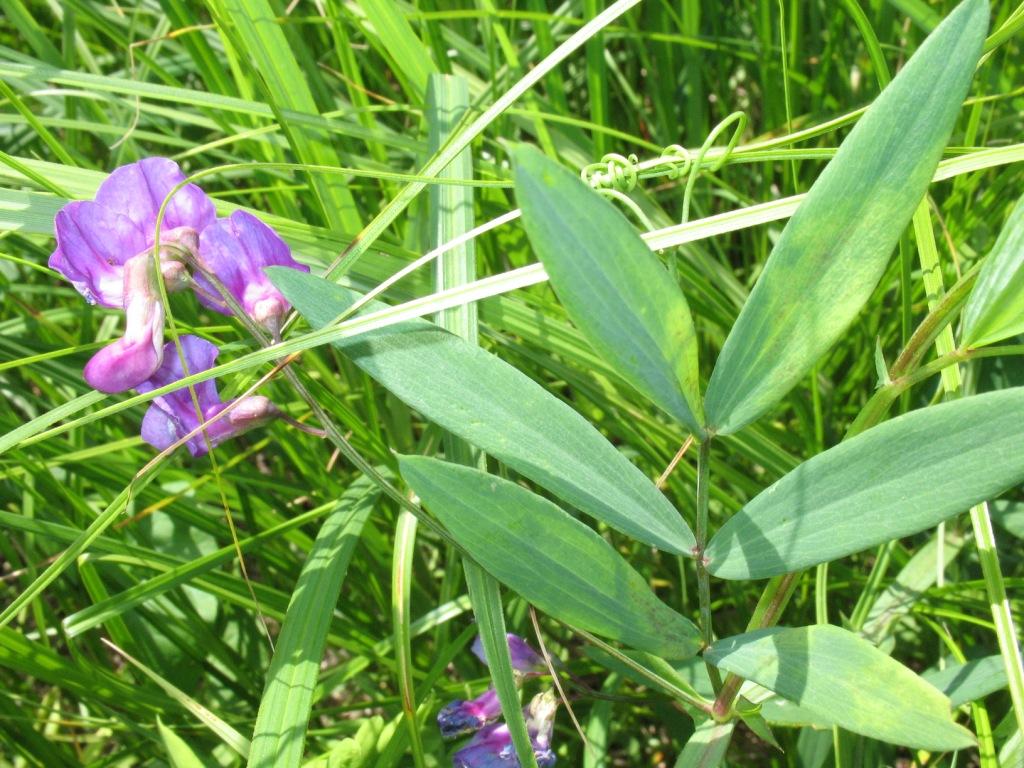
[1,0,1022,765]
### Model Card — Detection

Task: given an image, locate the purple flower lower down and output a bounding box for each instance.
[452,724,556,768]
[137,335,278,457]
[438,688,502,740]
[451,693,558,768]
[471,634,547,678]
[193,210,309,334]
[50,158,214,308]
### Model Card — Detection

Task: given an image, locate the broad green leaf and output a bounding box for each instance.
[962,195,1024,346]
[704,0,988,434]
[705,388,1024,579]
[676,719,734,768]
[248,480,377,768]
[704,626,975,750]
[398,455,702,659]
[922,656,1008,708]
[271,268,694,554]
[513,144,703,435]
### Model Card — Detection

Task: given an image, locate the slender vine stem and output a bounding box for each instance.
[694,438,722,691]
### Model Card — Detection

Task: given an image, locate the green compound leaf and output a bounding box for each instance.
[513,144,703,436]
[704,626,975,751]
[704,0,988,434]
[271,268,694,555]
[705,388,1024,579]
[399,455,702,660]
[962,194,1024,347]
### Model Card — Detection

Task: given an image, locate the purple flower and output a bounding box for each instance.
[471,634,547,678]
[50,158,214,308]
[137,335,278,457]
[439,688,502,740]
[82,254,166,393]
[193,211,309,334]
[451,693,558,767]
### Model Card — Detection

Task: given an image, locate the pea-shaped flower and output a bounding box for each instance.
[472,634,547,678]
[438,688,502,740]
[193,210,309,335]
[451,693,558,767]
[50,157,214,308]
[81,254,166,393]
[50,158,215,391]
[137,335,278,457]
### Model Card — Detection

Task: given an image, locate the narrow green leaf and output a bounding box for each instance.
[795,727,834,768]
[860,532,963,644]
[513,144,704,435]
[357,0,437,102]
[0,627,163,713]
[157,717,206,768]
[992,499,1024,539]
[271,268,694,554]
[210,0,362,232]
[962,195,1024,347]
[464,563,540,768]
[248,480,377,768]
[107,639,251,756]
[704,0,988,434]
[705,388,1024,579]
[705,626,975,750]
[398,455,702,659]
[676,718,734,768]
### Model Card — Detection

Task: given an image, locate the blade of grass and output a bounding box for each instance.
[247,479,377,768]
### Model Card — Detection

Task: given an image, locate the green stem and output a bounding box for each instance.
[712,572,799,718]
[971,502,1024,734]
[695,438,722,691]
[911,203,1024,737]
[888,260,981,379]
[391,509,427,768]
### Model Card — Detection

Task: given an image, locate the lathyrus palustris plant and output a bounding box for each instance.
[268,0,1024,763]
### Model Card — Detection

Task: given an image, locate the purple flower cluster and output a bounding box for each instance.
[50,158,308,455]
[439,634,558,767]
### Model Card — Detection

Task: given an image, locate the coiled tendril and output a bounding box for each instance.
[580,111,748,228]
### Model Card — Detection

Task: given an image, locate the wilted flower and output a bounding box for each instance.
[438,687,502,740]
[137,335,278,457]
[193,210,309,334]
[472,634,547,678]
[526,690,558,758]
[50,157,214,308]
